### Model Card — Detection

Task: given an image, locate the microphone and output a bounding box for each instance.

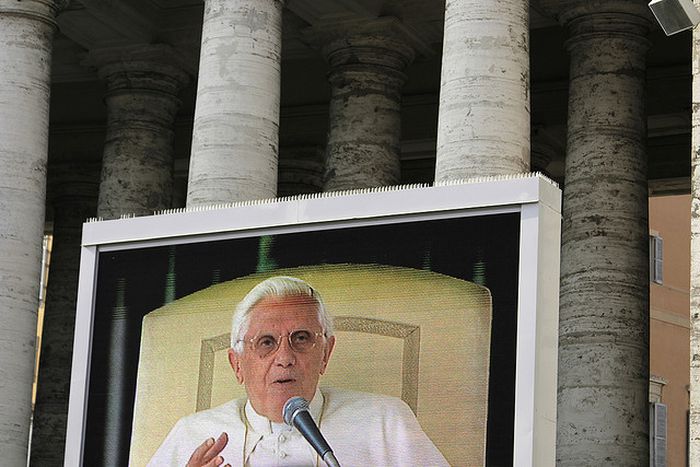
[283,396,341,467]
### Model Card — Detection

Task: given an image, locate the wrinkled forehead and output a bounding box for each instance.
[245,294,322,332]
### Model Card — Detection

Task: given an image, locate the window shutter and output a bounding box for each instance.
[650,402,667,467]
[649,235,664,284]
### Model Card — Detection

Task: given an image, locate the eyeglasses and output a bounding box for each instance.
[241,330,325,358]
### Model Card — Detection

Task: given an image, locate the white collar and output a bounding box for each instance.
[244,388,324,436]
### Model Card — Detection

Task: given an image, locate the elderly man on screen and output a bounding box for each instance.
[148,276,448,467]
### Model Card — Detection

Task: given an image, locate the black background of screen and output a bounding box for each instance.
[85,212,520,466]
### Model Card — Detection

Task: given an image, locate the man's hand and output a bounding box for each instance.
[186,432,230,467]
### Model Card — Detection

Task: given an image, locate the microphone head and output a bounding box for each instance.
[283,396,309,426]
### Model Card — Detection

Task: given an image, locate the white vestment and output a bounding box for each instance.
[148,387,449,466]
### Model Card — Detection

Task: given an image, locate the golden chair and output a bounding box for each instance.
[129,264,492,466]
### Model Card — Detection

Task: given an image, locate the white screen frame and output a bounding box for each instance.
[64,174,561,467]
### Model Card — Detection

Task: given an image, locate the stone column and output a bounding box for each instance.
[309,18,415,191]
[187,0,284,206]
[278,145,324,196]
[557,7,651,466]
[690,1,700,461]
[0,1,64,464]
[87,45,190,219]
[30,163,98,465]
[435,0,530,181]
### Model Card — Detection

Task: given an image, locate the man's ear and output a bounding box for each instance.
[319,335,336,375]
[228,348,244,384]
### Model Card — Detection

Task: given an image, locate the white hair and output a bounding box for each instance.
[230,276,334,354]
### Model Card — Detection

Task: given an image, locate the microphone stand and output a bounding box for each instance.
[283,396,342,467]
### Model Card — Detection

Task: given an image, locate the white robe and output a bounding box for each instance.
[147,387,449,466]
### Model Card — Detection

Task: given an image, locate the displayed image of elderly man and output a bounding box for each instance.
[148,276,448,466]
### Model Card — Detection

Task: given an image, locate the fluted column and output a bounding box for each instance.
[87,45,190,219]
[30,163,98,465]
[278,145,324,196]
[557,7,651,466]
[310,18,415,191]
[435,0,530,181]
[0,1,65,464]
[187,0,284,206]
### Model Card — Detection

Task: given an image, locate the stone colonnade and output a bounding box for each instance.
[0,0,64,464]
[0,0,662,465]
[556,4,651,466]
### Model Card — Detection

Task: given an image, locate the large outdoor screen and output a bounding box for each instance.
[64,175,561,467]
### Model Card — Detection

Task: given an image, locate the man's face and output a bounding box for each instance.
[228,294,335,423]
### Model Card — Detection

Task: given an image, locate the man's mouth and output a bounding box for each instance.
[274,378,296,384]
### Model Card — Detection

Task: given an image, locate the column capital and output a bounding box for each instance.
[539,0,653,31]
[0,0,68,26]
[85,44,191,95]
[304,16,426,71]
[562,9,652,59]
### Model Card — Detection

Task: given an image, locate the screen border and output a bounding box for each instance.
[64,174,561,467]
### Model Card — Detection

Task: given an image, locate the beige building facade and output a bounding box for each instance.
[650,194,691,467]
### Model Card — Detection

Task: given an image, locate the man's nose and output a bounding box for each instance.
[273,337,296,366]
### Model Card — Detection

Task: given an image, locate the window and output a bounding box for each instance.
[649,234,663,284]
[650,402,667,467]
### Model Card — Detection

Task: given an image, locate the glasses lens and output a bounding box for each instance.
[289,330,316,352]
[254,334,279,357]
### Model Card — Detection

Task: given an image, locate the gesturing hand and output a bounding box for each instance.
[186,432,230,467]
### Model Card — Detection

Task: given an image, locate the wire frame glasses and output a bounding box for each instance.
[242,329,325,358]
